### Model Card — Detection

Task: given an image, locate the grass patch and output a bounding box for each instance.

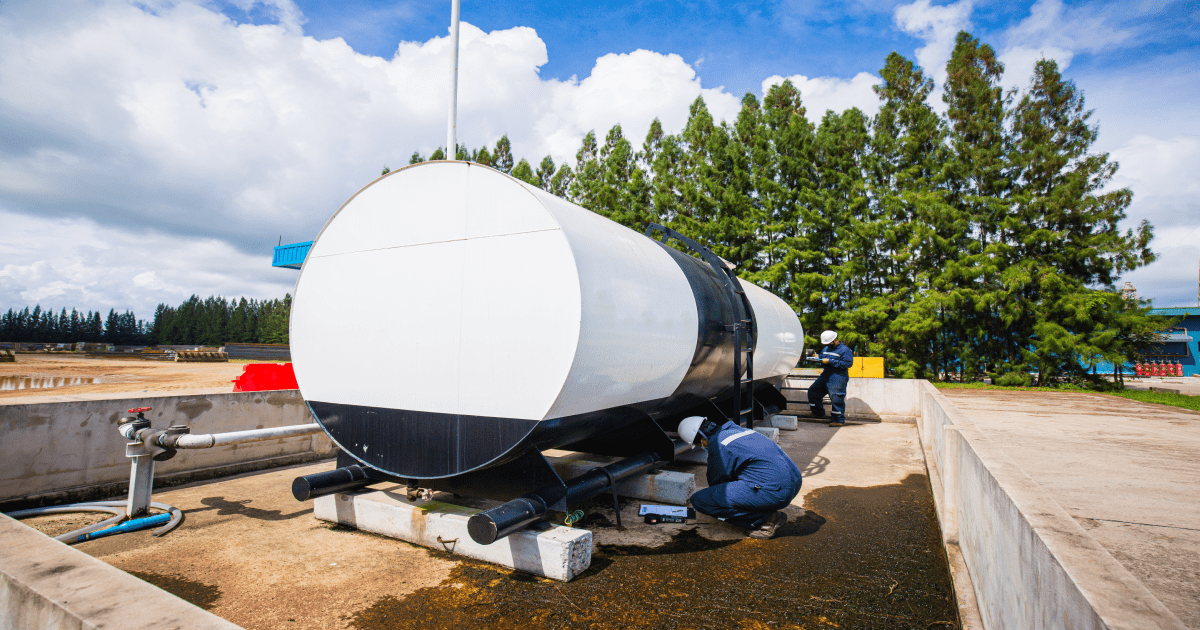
[1105,389,1200,412]
[934,381,1200,412]
[934,382,1090,393]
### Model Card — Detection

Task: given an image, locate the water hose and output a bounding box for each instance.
[75,513,173,542]
[6,500,183,542]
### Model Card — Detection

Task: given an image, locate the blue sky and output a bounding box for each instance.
[0,0,1197,316]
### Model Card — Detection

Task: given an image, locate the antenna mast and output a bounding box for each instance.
[446,0,461,160]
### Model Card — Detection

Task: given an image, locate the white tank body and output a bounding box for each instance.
[290,161,804,479]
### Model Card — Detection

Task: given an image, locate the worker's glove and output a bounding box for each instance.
[821,358,830,365]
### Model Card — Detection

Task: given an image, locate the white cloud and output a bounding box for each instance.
[998,0,1132,91]
[1109,134,1200,306]
[893,0,973,90]
[0,209,294,317]
[761,72,882,123]
[0,0,743,315]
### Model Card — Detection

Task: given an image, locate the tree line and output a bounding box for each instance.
[0,307,145,345]
[404,31,1162,385]
[0,295,292,347]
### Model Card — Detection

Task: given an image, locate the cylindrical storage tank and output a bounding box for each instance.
[291,161,803,481]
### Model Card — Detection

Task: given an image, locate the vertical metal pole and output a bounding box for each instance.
[126,454,155,517]
[446,0,461,160]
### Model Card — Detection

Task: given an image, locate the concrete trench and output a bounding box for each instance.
[2,379,1196,629]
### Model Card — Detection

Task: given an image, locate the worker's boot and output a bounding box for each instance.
[828,418,846,427]
[748,511,787,539]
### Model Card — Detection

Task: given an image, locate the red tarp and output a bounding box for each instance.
[232,363,298,392]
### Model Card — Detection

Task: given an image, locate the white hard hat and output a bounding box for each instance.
[678,416,706,445]
[821,330,838,345]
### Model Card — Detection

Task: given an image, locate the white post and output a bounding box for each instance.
[446,0,461,160]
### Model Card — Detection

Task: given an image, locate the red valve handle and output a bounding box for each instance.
[128,407,152,414]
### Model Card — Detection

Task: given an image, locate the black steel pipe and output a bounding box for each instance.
[466,495,548,545]
[292,465,376,501]
[467,448,676,545]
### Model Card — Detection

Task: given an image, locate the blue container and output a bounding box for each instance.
[272,241,313,269]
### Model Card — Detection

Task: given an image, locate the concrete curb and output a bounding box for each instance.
[0,514,241,630]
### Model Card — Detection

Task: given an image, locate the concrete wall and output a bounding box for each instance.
[0,391,334,507]
[783,376,921,422]
[916,383,1186,630]
[1,513,242,630]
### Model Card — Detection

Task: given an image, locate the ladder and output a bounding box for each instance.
[645,224,756,428]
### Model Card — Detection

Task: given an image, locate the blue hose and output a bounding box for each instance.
[75,513,172,542]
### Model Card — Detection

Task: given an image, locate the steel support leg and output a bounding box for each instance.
[126,454,155,518]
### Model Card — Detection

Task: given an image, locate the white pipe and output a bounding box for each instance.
[172,424,324,449]
[446,0,461,159]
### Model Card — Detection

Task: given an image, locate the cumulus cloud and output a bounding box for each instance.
[0,209,293,316]
[0,0,742,315]
[761,72,882,123]
[1108,134,1200,306]
[998,0,1133,91]
[893,0,973,90]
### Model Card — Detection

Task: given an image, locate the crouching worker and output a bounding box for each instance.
[679,416,802,539]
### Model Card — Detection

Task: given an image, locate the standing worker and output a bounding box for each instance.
[808,330,854,427]
[679,415,802,539]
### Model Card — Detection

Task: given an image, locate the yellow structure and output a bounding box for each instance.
[848,357,884,378]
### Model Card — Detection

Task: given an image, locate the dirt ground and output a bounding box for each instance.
[0,354,248,400]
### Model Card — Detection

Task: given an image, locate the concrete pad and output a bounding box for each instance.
[784,419,926,506]
[314,487,592,582]
[549,459,694,505]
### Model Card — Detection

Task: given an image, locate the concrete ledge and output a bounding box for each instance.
[783,377,922,422]
[315,488,592,582]
[917,383,1186,630]
[1,390,333,505]
[0,514,240,630]
[549,460,694,506]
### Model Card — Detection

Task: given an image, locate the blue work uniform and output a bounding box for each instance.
[808,342,854,420]
[689,421,803,529]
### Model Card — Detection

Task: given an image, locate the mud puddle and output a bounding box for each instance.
[348,474,959,629]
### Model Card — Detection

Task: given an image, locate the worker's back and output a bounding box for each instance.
[706,421,802,495]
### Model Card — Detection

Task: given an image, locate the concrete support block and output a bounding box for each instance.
[549,460,694,506]
[314,489,592,582]
[757,415,798,431]
[753,426,779,442]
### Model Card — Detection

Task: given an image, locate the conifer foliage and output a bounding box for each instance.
[408,32,1160,383]
[0,296,293,347]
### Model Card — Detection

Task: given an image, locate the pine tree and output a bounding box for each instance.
[511,158,537,185]
[535,156,556,190]
[493,135,514,173]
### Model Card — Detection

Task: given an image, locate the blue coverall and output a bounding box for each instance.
[808,342,854,420]
[689,420,803,529]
